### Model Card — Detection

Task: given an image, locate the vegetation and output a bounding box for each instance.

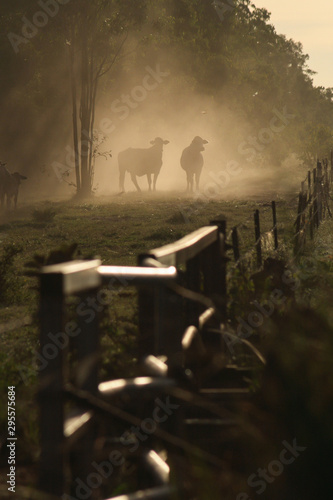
[0,243,24,306]
[31,207,56,224]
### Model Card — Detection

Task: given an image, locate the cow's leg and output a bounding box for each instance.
[186,172,191,192]
[189,173,194,192]
[153,173,158,191]
[147,173,152,191]
[7,195,11,210]
[119,165,126,192]
[130,173,141,193]
[14,193,18,209]
[195,170,201,191]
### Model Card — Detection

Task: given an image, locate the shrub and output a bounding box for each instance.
[0,243,23,305]
[32,207,56,224]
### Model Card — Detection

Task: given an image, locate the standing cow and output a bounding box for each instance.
[0,163,27,209]
[118,137,170,193]
[180,136,208,192]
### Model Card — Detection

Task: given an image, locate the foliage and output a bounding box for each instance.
[25,242,79,275]
[298,123,333,166]
[32,207,56,224]
[0,243,23,305]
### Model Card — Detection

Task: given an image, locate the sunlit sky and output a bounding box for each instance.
[253,0,333,88]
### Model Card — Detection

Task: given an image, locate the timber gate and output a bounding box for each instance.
[38,216,266,499]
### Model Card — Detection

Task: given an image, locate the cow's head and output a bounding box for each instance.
[192,136,209,151]
[150,137,170,148]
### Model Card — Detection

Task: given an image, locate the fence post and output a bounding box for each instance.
[154,285,185,362]
[324,161,329,187]
[205,217,228,318]
[186,255,202,326]
[302,193,307,246]
[231,227,240,262]
[323,160,331,219]
[313,198,319,229]
[307,170,312,200]
[75,290,100,394]
[309,205,314,240]
[271,201,278,250]
[68,289,100,499]
[39,272,65,496]
[317,161,323,224]
[294,193,302,255]
[138,255,185,359]
[254,210,262,268]
[137,283,157,357]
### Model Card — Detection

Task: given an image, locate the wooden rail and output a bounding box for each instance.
[138,218,227,357]
[142,225,220,266]
[38,218,230,499]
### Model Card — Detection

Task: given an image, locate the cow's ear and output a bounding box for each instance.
[163,140,170,145]
[203,140,208,144]
[20,175,27,180]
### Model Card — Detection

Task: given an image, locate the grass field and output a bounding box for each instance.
[0,189,332,497]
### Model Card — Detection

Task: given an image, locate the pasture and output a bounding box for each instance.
[0,191,332,495]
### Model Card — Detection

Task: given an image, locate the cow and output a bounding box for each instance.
[0,163,27,209]
[180,136,208,192]
[118,137,170,193]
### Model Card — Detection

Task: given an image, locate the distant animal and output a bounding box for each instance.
[180,136,208,192]
[0,164,27,209]
[118,137,170,193]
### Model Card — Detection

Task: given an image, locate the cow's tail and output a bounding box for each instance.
[119,159,126,193]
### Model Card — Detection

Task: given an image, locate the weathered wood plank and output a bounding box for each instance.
[145,226,219,266]
[40,259,101,296]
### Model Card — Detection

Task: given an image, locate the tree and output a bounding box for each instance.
[299,123,333,167]
[60,0,146,196]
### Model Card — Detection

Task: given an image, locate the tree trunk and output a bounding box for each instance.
[69,25,81,192]
[79,35,92,196]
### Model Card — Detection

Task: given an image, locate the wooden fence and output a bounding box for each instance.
[294,157,333,255]
[229,201,279,270]
[38,161,332,498]
[39,218,244,499]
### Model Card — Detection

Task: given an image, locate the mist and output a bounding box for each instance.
[0,2,320,207]
[92,72,305,200]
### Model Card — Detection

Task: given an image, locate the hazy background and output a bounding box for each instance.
[0,0,332,203]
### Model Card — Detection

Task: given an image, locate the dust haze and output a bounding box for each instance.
[94,67,306,200]
[0,36,307,205]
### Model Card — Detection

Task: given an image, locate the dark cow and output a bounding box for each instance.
[0,163,27,209]
[118,137,170,193]
[180,136,208,192]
